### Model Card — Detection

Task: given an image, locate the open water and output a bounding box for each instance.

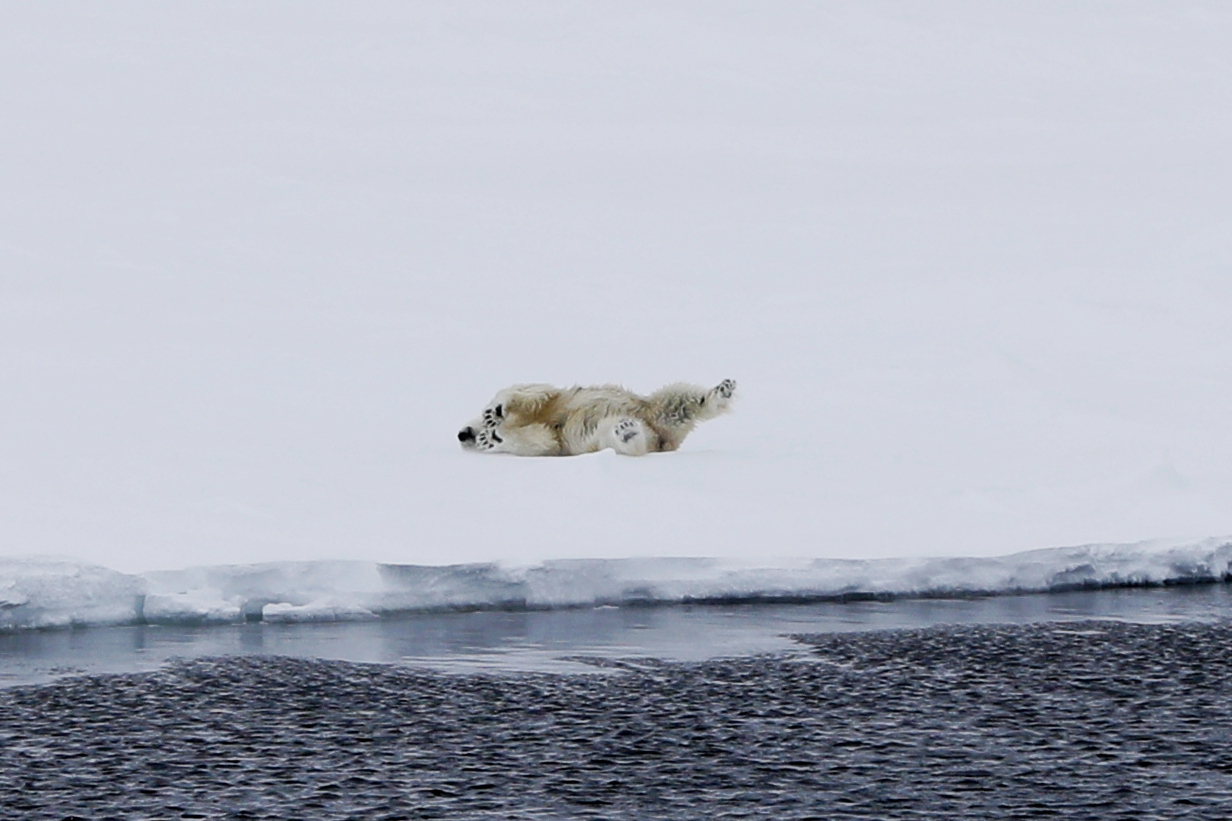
[2,586,1231,818]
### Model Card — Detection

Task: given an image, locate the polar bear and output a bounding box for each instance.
[458,379,736,456]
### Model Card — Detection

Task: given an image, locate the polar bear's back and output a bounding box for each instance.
[554,386,648,448]
[496,384,648,454]
[557,384,647,417]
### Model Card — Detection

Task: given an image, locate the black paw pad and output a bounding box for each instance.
[482,405,503,431]
[614,419,640,443]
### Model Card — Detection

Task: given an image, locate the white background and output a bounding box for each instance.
[2,2,1230,573]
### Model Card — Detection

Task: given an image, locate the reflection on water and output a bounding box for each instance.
[2,584,1230,687]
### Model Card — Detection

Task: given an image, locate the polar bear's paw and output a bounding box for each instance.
[474,427,503,450]
[482,403,504,431]
[613,418,641,444]
[715,379,736,399]
[607,417,653,455]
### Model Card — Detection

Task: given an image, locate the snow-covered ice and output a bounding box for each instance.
[2,3,1231,581]
[3,538,1230,631]
[0,558,143,630]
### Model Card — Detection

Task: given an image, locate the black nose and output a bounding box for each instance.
[458,427,476,443]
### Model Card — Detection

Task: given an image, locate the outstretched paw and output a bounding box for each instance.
[715,379,736,399]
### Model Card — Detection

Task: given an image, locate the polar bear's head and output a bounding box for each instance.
[457,384,560,454]
[457,407,502,452]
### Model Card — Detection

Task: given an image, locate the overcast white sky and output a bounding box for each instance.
[2,2,1230,573]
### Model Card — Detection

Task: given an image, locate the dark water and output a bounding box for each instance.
[3,584,1231,687]
[3,619,1232,819]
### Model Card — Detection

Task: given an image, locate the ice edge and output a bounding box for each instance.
[2,537,1230,631]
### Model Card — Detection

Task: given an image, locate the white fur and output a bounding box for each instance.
[458,379,736,456]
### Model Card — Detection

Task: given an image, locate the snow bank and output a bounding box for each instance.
[0,558,144,630]
[3,539,1229,631]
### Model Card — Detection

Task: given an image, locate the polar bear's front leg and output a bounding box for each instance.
[602,417,656,456]
[494,423,561,456]
[492,384,557,420]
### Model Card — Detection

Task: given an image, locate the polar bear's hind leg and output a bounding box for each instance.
[646,379,737,451]
[603,417,656,456]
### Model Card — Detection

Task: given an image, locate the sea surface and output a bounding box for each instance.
[2,585,1231,819]
[2,583,1230,687]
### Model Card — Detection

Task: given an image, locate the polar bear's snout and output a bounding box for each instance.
[459,413,504,451]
